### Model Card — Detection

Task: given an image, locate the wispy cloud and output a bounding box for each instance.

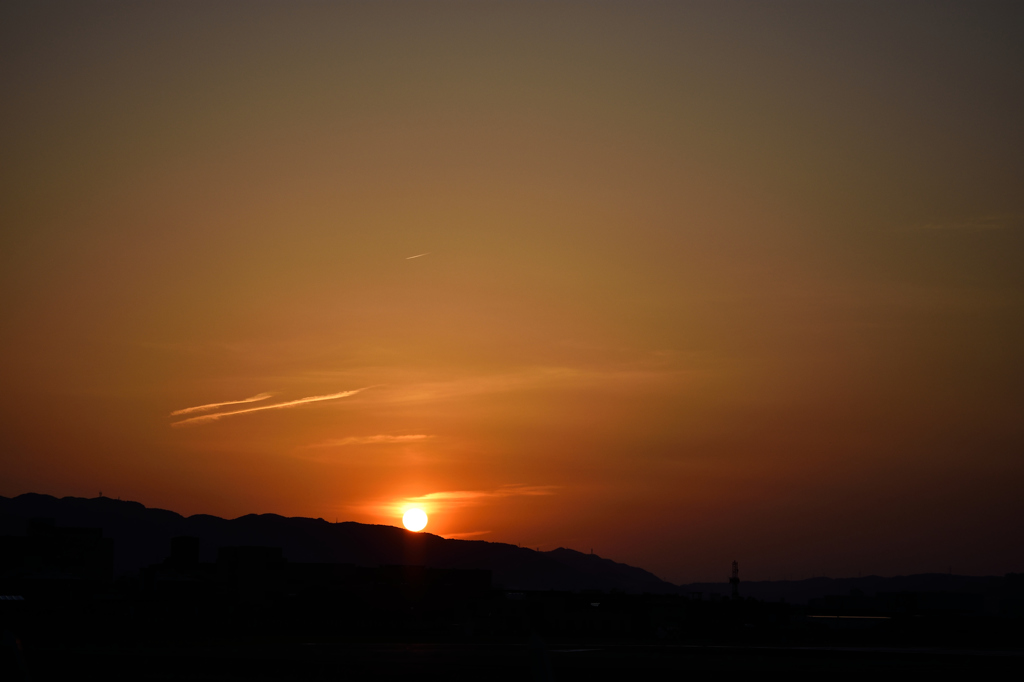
[360,367,657,406]
[171,388,366,427]
[291,364,684,409]
[406,486,558,505]
[443,530,492,540]
[348,485,559,527]
[406,252,431,259]
[305,434,433,448]
[170,392,274,416]
[350,485,558,518]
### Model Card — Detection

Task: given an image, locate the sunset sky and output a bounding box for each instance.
[1,1,1022,583]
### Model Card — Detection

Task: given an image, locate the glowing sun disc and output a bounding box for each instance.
[403,508,428,531]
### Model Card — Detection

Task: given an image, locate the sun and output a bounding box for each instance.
[402,508,428,531]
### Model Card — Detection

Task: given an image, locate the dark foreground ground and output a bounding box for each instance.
[4,512,1023,678]
[20,638,1024,679]
[6,580,1024,678]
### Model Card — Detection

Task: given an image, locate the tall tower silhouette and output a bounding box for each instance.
[729,560,739,598]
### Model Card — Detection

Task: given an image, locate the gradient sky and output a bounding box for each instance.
[2,1,1022,583]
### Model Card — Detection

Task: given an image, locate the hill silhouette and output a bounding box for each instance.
[0,493,678,593]
[3,493,1015,603]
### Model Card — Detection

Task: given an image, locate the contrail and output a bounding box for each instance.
[170,392,274,416]
[171,388,366,427]
[406,252,430,259]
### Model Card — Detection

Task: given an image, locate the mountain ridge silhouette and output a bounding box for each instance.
[0,493,678,593]
[3,493,1013,601]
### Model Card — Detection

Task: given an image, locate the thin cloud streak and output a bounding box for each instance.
[394,486,559,513]
[170,392,274,416]
[409,486,558,504]
[171,388,366,427]
[443,530,492,540]
[351,367,684,408]
[406,252,430,259]
[351,485,559,520]
[306,434,433,448]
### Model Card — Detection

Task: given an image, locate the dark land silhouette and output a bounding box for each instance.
[0,493,676,593]
[2,493,1022,679]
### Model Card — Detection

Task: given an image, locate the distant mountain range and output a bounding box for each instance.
[0,493,677,594]
[1,493,1013,601]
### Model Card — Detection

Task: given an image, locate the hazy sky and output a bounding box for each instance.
[2,1,1022,583]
